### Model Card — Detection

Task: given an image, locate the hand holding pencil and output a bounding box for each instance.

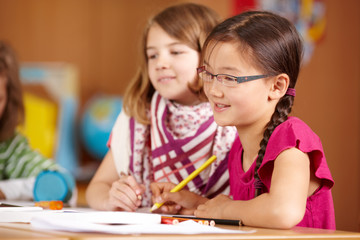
[107,172,145,212]
[150,155,217,213]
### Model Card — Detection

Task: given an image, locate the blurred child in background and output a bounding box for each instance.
[0,40,75,203]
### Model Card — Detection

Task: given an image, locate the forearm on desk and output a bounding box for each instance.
[86,181,113,210]
[222,193,304,229]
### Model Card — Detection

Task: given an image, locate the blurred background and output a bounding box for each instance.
[0,0,359,232]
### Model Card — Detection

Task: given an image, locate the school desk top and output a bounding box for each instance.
[1,222,360,240]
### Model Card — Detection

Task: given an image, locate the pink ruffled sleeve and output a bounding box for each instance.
[258,117,334,192]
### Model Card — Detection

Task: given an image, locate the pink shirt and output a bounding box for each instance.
[228,117,335,229]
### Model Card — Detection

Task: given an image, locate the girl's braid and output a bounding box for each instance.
[254,94,294,197]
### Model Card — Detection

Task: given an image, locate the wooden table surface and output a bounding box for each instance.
[1,222,360,240]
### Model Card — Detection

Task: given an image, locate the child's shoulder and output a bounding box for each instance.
[276,116,317,136]
[0,133,29,160]
[267,116,323,158]
[281,116,307,126]
[0,132,28,147]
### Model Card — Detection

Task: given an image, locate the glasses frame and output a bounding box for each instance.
[197,66,269,86]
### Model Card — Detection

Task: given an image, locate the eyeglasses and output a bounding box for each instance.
[197,66,269,87]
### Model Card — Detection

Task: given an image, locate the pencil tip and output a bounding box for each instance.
[150,205,158,212]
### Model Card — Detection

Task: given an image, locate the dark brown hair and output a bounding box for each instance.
[0,41,24,141]
[123,3,220,124]
[201,11,304,197]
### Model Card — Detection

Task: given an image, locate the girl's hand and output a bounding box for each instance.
[150,182,181,214]
[195,194,232,219]
[107,174,145,212]
[150,182,208,215]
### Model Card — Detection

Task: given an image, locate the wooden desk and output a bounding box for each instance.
[0,223,67,240]
[1,222,360,240]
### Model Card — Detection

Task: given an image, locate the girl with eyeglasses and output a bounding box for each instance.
[151,11,335,229]
[86,3,237,213]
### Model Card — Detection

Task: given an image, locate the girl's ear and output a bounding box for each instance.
[268,73,289,100]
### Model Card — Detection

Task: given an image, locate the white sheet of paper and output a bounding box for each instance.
[32,211,162,225]
[0,205,157,224]
[31,215,255,235]
[0,206,43,211]
[0,201,43,211]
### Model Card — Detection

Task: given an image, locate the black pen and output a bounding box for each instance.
[171,215,242,226]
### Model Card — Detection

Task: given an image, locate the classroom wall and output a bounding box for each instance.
[294,0,360,231]
[0,0,359,232]
[295,0,360,231]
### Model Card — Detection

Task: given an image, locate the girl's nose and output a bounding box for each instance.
[155,53,170,69]
[205,80,224,98]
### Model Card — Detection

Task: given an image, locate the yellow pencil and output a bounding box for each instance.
[150,155,217,212]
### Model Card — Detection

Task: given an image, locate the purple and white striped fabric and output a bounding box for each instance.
[114,91,237,207]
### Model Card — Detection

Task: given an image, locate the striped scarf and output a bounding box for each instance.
[129,92,236,207]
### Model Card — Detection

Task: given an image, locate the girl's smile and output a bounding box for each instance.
[213,102,230,112]
[157,75,176,83]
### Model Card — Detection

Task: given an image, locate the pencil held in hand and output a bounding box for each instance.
[120,171,143,201]
[150,155,217,212]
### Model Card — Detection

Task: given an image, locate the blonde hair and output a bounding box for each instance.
[123,3,220,125]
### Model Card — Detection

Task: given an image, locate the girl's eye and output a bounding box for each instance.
[223,75,237,82]
[171,51,183,55]
[147,54,157,60]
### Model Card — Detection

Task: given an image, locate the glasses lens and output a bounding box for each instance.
[218,74,238,87]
